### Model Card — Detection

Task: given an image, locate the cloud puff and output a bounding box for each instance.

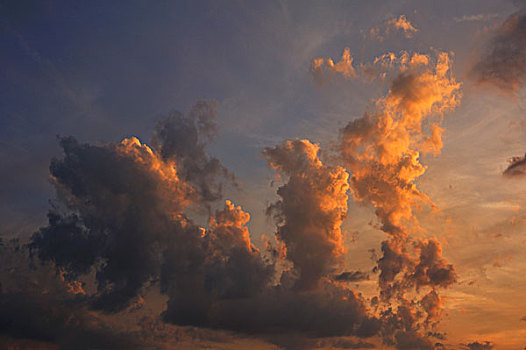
[369,15,418,42]
[206,281,378,339]
[472,10,526,92]
[310,47,357,86]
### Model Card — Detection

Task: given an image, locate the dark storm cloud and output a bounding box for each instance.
[205,282,378,338]
[25,121,379,349]
[30,135,195,312]
[380,301,434,350]
[30,132,274,321]
[412,239,456,290]
[0,292,142,350]
[161,201,275,328]
[472,10,526,92]
[0,241,142,350]
[152,100,235,204]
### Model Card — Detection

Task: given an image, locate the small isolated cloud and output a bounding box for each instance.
[310,47,357,86]
[503,153,526,177]
[369,15,418,42]
[461,341,495,350]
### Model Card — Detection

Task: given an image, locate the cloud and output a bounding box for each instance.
[31,134,196,312]
[413,239,456,291]
[369,15,418,42]
[264,139,350,291]
[503,153,526,177]
[152,99,235,204]
[453,13,499,23]
[162,200,275,327]
[339,51,460,291]
[461,341,495,350]
[311,49,445,89]
[310,47,357,86]
[0,241,144,350]
[471,10,526,92]
[26,110,378,348]
[333,50,460,348]
[206,281,378,339]
[334,271,370,283]
[419,290,443,326]
[380,300,434,350]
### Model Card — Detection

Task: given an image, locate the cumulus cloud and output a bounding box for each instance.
[8,45,465,350]
[472,10,526,92]
[312,49,442,87]
[333,50,460,347]
[152,99,235,204]
[339,51,460,293]
[264,139,350,290]
[0,240,143,349]
[31,135,195,311]
[30,132,276,328]
[369,15,418,42]
[206,281,378,339]
[310,47,357,86]
[380,299,434,350]
[23,105,380,349]
[162,200,274,327]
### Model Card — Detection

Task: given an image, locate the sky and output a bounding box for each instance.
[1,1,526,349]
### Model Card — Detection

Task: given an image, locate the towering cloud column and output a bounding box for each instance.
[264,139,350,291]
[311,48,461,347]
[337,52,460,300]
